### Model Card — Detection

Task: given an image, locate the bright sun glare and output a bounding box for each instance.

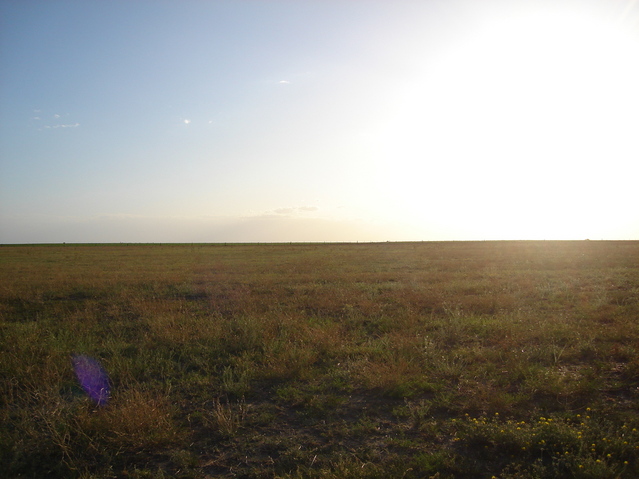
[376,5,639,240]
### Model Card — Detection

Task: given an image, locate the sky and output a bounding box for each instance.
[1,0,639,243]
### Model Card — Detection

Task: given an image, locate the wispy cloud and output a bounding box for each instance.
[278,80,291,84]
[273,206,319,216]
[44,123,80,129]
[32,110,79,130]
[274,207,295,215]
[184,119,191,125]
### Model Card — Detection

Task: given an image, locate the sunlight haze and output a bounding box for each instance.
[1,0,638,243]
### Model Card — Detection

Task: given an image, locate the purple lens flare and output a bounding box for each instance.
[71,354,111,406]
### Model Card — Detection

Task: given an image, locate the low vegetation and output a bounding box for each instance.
[1,241,638,478]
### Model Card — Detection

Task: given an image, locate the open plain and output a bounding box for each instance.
[1,241,638,478]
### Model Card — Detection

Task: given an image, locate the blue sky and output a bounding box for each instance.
[1,0,639,243]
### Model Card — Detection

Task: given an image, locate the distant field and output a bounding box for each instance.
[1,241,638,478]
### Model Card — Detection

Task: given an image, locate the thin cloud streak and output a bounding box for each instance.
[272,206,319,216]
[43,123,80,129]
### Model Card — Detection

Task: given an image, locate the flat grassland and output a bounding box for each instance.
[1,241,638,478]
